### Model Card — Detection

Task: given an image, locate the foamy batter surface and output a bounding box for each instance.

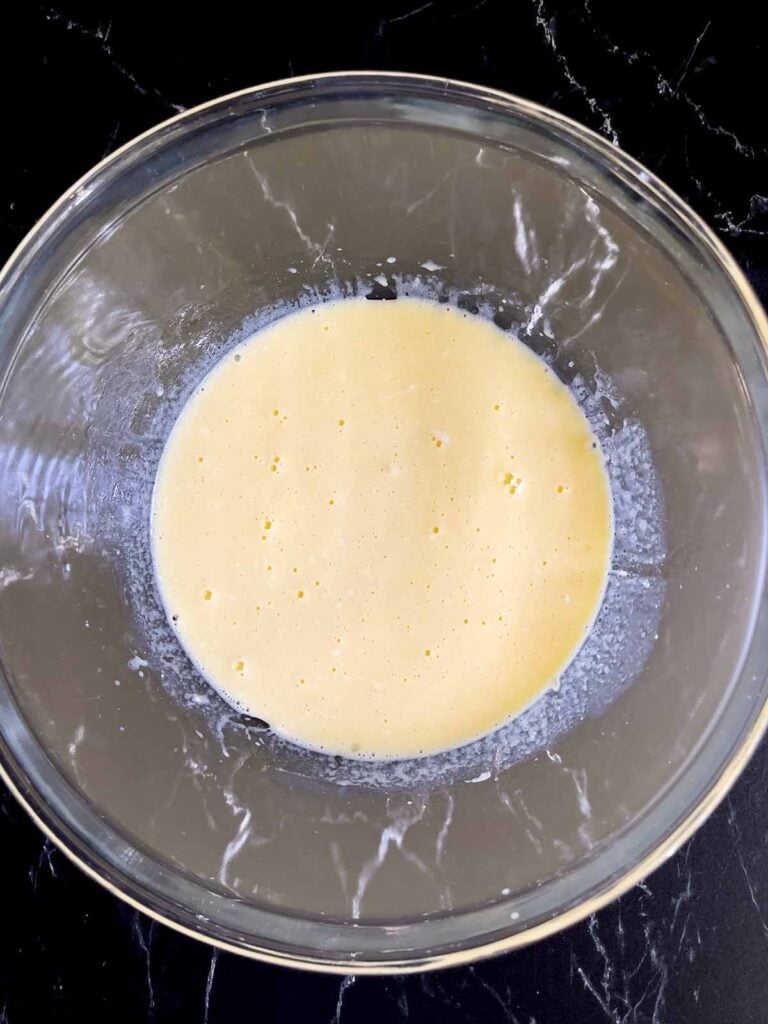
[152,298,612,759]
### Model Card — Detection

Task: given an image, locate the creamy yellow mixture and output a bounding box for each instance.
[152,297,612,759]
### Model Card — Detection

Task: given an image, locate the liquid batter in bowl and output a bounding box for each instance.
[151,297,613,758]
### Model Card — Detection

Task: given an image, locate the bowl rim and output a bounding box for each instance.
[1,69,768,975]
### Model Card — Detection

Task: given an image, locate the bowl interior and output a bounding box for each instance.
[0,75,766,968]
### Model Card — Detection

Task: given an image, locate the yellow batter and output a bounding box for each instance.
[152,297,612,759]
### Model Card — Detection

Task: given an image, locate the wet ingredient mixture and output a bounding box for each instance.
[152,297,613,759]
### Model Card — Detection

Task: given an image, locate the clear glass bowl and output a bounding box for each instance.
[0,72,767,973]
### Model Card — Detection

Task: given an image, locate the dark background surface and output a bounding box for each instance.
[2,2,768,1021]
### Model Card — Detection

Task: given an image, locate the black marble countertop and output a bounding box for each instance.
[3,2,768,1021]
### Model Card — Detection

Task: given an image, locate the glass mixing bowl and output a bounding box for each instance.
[0,72,767,974]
